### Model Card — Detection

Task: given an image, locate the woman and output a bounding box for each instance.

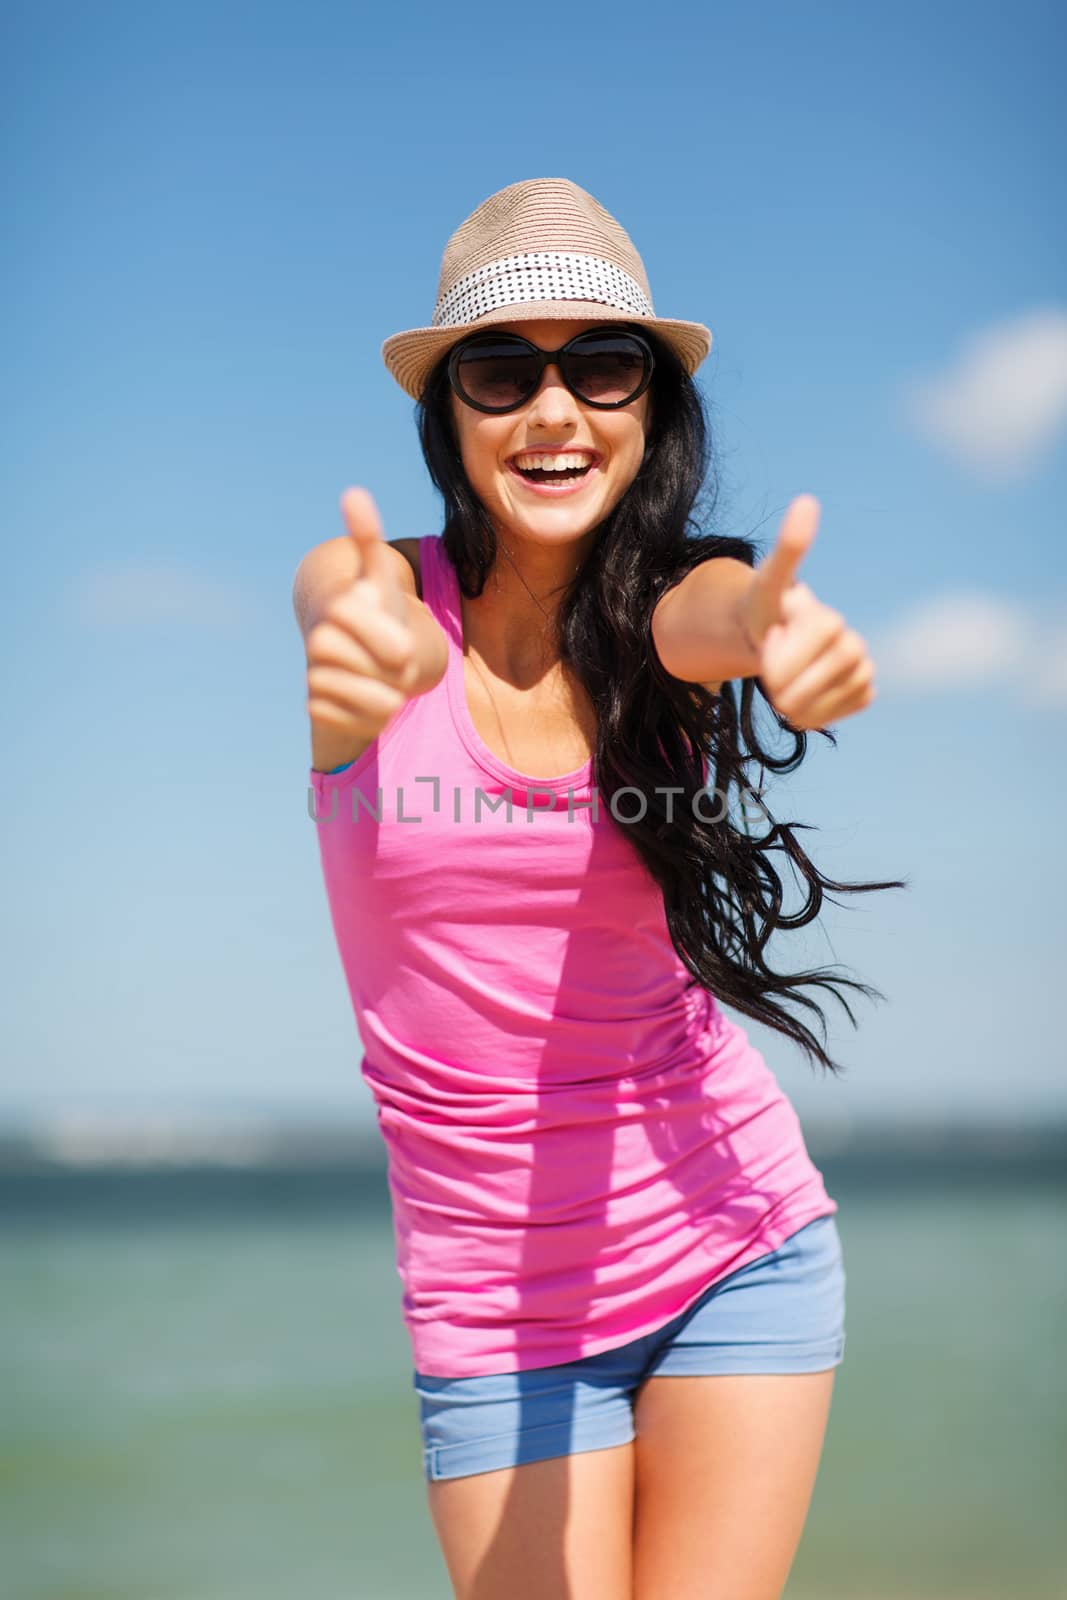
[294,178,903,1600]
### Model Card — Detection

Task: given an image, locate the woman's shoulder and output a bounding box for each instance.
[388,538,425,602]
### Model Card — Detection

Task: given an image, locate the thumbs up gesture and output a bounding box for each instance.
[738,496,877,731]
[304,487,421,749]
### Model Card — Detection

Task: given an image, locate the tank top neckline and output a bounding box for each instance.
[421,533,594,794]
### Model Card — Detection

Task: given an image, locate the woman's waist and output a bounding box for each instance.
[380,1087,822,1239]
[361,1005,794,1155]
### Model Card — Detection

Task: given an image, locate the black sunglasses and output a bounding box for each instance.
[447,327,655,415]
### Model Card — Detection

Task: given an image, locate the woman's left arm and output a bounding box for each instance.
[650,494,877,731]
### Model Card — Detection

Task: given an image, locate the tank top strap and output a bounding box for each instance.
[417,534,461,658]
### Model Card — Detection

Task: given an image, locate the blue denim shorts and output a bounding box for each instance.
[414,1213,845,1482]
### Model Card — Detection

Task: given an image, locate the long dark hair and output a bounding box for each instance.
[415,326,907,1076]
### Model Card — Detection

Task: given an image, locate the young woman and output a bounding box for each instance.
[294,178,903,1600]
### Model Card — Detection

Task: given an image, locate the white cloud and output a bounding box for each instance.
[901,308,1067,478]
[875,591,1067,706]
[71,565,258,629]
[875,592,1028,689]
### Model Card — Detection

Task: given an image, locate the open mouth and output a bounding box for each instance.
[515,463,593,484]
[506,453,600,489]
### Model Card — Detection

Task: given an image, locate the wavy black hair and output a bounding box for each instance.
[415,326,907,1076]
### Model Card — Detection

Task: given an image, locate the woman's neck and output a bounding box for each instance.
[464,529,594,682]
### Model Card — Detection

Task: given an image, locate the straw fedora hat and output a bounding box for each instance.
[381,177,713,402]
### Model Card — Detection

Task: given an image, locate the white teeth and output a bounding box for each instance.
[512,452,595,471]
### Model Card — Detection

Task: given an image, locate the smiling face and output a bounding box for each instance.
[447,318,652,556]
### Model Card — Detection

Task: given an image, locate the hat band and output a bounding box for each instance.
[431,250,655,330]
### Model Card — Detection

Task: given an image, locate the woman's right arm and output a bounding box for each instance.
[292,488,448,774]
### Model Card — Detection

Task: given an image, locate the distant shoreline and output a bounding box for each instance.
[0,1117,1063,1218]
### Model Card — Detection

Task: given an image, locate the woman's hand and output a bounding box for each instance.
[304,487,421,746]
[738,495,877,731]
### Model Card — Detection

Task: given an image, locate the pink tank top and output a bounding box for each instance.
[308,533,837,1377]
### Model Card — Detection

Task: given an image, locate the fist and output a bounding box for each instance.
[739,496,877,731]
[305,487,421,745]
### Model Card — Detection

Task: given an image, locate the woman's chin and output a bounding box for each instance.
[500,487,607,532]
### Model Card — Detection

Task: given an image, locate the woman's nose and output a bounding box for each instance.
[526,363,579,421]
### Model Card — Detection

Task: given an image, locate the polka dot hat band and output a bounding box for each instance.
[380,177,714,402]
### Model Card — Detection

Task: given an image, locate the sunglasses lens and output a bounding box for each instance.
[453,331,651,410]
[453,339,542,410]
[562,332,650,404]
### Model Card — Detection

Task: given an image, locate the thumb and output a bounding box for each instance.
[340,486,395,591]
[756,494,820,620]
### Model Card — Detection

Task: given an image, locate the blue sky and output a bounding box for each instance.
[4,0,1065,1136]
